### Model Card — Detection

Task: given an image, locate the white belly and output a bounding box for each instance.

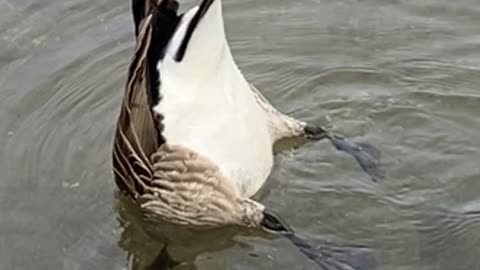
[155,55,273,198]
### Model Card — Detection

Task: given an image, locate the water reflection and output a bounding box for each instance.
[115,189,378,270]
[115,191,250,269]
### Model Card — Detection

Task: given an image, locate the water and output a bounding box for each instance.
[1,0,480,269]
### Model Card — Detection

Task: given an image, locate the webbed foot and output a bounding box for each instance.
[303,124,383,182]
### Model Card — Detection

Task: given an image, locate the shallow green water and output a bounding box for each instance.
[1,0,480,269]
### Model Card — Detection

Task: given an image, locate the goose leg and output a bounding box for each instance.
[250,84,382,181]
[250,84,329,141]
[303,124,330,141]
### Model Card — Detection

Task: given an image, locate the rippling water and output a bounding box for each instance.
[1,0,480,269]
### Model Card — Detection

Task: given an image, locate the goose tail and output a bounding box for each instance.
[164,0,221,62]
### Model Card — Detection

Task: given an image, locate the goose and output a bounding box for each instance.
[113,0,379,268]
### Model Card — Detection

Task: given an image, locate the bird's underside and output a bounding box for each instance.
[113,0,324,229]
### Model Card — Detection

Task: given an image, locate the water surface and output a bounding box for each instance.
[1,0,480,269]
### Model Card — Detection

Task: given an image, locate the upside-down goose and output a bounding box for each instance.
[113,0,379,268]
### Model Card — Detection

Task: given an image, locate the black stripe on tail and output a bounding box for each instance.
[174,0,216,62]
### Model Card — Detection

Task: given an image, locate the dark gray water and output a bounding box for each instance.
[1,0,480,269]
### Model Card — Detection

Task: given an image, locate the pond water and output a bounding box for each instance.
[1,0,480,269]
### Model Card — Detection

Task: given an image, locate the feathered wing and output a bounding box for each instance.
[113,13,156,197]
[113,1,180,197]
